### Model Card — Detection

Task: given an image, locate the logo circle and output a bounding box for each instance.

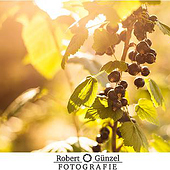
[83,154,92,162]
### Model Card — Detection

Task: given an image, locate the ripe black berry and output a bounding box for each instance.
[136,41,150,54]
[119,80,128,89]
[134,30,146,41]
[119,30,127,42]
[107,89,118,101]
[141,66,150,76]
[121,98,128,106]
[145,53,156,64]
[145,22,155,33]
[134,77,145,88]
[128,51,137,61]
[128,63,141,76]
[106,46,115,56]
[108,71,121,83]
[92,144,101,152]
[134,21,143,30]
[118,112,130,122]
[101,131,109,140]
[136,53,146,64]
[116,128,122,138]
[112,100,122,109]
[100,127,110,135]
[114,85,125,95]
[149,49,157,57]
[96,134,103,144]
[145,39,152,47]
[104,87,113,96]
[149,15,158,22]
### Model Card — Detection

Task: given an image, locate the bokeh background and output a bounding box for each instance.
[0,0,170,152]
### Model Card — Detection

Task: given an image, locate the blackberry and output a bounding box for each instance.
[134,77,145,88]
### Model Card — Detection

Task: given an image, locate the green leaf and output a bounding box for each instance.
[61,28,88,69]
[85,97,123,121]
[150,134,170,152]
[135,98,159,125]
[119,61,128,72]
[92,28,119,54]
[100,60,128,73]
[156,21,170,36]
[145,78,165,109]
[67,76,98,113]
[120,122,148,152]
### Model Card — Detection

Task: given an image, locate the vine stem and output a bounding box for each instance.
[111,27,133,152]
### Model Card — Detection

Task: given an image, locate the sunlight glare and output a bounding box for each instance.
[35,0,70,19]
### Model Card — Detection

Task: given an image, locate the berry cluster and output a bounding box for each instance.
[92,127,110,152]
[133,13,157,41]
[105,72,128,111]
[91,6,159,152]
[127,39,157,88]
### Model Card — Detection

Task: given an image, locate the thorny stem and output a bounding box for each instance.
[111,26,133,152]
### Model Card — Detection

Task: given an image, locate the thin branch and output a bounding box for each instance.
[121,28,133,62]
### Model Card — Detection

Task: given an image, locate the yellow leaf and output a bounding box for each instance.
[21,14,62,79]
